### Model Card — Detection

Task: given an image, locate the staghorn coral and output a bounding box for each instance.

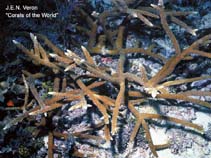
[5,0,211,157]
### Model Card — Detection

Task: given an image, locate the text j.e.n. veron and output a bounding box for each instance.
[5,5,38,11]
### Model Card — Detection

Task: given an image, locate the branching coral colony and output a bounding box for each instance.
[7,0,211,157]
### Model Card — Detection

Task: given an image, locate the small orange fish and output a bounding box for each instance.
[7,100,14,107]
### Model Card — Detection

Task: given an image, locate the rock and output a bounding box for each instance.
[203,147,210,155]
[199,12,211,29]
[205,123,211,140]
[191,79,210,87]
[193,136,208,147]
[188,63,198,72]
[193,112,211,130]
[150,127,168,146]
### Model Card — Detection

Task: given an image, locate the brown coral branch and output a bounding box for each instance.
[111,81,125,135]
[53,77,60,92]
[170,16,197,36]
[13,39,60,72]
[151,4,181,55]
[157,93,211,108]
[48,132,54,158]
[27,77,46,109]
[22,70,45,79]
[143,113,203,131]
[22,74,29,112]
[77,80,109,124]
[160,76,211,87]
